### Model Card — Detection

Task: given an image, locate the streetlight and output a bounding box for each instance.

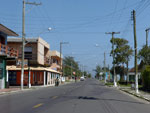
[37,27,52,37]
[60,42,69,77]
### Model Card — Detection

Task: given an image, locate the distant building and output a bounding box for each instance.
[128,62,144,83]
[50,50,62,72]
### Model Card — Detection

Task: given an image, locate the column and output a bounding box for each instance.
[28,69,31,88]
[44,71,46,86]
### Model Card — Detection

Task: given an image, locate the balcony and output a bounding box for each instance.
[0,43,18,58]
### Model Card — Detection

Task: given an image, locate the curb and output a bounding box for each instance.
[104,84,150,102]
[120,89,150,102]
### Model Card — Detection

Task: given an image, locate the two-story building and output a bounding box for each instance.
[0,24,18,89]
[7,37,61,87]
[50,50,62,72]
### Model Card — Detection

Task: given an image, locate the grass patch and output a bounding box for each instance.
[100,80,104,83]
[105,82,114,86]
[65,80,70,82]
[118,83,131,87]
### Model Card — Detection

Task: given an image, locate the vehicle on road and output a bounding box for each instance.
[80,76,85,81]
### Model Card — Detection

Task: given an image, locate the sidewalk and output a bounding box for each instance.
[119,86,150,102]
[0,81,75,95]
[102,80,150,102]
[0,88,21,95]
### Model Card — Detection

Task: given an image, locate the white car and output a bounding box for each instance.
[80,76,85,81]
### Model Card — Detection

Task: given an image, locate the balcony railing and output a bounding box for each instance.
[0,43,18,57]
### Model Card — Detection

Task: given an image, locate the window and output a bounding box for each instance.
[25,47,32,60]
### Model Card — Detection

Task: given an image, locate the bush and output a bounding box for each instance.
[142,66,150,90]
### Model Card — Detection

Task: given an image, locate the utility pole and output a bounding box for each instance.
[60,42,62,76]
[132,10,139,94]
[60,42,69,77]
[104,52,106,83]
[145,28,150,47]
[71,61,72,81]
[105,32,120,87]
[108,64,110,80]
[21,0,41,90]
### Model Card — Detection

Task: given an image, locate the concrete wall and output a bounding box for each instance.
[0,78,5,89]
[37,38,50,65]
[37,41,44,65]
[0,58,6,89]
[8,37,51,66]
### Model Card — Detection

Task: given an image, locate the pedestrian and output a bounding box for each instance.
[55,77,59,86]
[75,76,77,82]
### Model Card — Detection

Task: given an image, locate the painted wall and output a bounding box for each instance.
[0,57,6,89]
[9,70,44,86]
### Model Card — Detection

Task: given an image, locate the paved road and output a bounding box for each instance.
[0,79,150,113]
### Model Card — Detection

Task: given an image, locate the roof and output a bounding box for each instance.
[7,37,50,49]
[129,66,142,73]
[0,24,18,36]
[50,50,62,58]
[7,38,38,43]
[7,66,60,74]
[129,61,144,73]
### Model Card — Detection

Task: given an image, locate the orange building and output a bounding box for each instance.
[7,37,61,87]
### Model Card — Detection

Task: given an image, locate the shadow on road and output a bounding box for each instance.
[60,96,146,105]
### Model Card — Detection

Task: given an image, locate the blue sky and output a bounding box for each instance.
[1,0,150,75]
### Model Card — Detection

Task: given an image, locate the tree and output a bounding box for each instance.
[110,38,133,81]
[63,56,80,77]
[94,65,103,79]
[110,65,127,82]
[138,45,150,65]
[87,73,92,78]
[83,71,88,77]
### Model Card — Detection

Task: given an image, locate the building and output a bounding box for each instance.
[128,63,144,84]
[7,37,61,87]
[0,24,18,89]
[7,66,60,86]
[50,50,62,72]
[128,67,141,82]
[7,37,50,66]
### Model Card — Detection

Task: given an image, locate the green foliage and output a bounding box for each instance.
[105,82,114,86]
[63,56,81,77]
[110,38,132,81]
[94,65,103,79]
[110,65,127,81]
[142,66,150,90]
[138,45,150,65]
[87,73,92,78]
[110,38,133,65]
[83,71,87,77]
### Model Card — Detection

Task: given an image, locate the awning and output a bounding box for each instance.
[6,66,60,74]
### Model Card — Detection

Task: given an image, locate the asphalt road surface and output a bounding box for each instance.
[0,78,150,113]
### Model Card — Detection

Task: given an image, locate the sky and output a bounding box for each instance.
[1,0,150,76]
